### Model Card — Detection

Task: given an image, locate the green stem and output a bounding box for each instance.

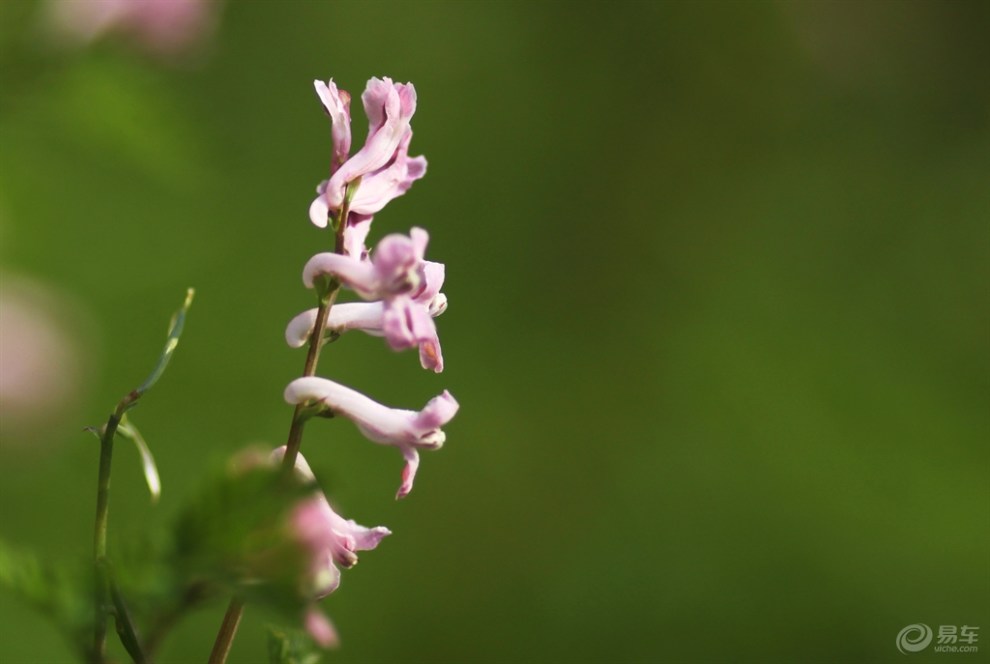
[90,291,192,663]
[208,199,349,664]
[92,391,139,663]
[110,570,147,664]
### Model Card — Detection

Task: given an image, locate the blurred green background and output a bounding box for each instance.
[1,0,988,662]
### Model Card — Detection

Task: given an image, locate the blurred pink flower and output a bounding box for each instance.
[284,377,459,499]
[46,0,217,55]
[271,447,389,646]
[0,275,86,439]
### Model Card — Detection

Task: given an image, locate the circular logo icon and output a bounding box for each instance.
[897,624,933,654]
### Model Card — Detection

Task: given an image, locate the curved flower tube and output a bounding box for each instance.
[284,377,459,499]
[286,303,386,347]
[303,228,428,300]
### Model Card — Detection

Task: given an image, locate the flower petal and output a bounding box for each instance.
[396,447,419,500]
[302,252,376,297]
[286,309,319,348]
[313,79,352,174]
[324,78,417,209]
[382,297,444,372]
[309,189,330,229]
[347,132,428,215]
[343,213,373,259]
[305,608,339,648]
[414,390,459,433]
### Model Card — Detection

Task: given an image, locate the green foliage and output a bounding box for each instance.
[173,462,315,621]
[267,625,322,664]
[0,540,92,657]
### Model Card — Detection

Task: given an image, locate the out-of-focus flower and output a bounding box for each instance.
[308,77,426,232]
[0,274,88,442]
[46,0,218,56]
[272,447,389,646]
[303,228,429,300]
[286,258,447,372]
[304,608,338,649]
[284,378,459,499]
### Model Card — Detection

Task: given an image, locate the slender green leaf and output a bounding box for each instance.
[136,287,194,396]
[117,416,161,503]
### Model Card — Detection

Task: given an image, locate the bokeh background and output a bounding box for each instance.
[1,1,988,662]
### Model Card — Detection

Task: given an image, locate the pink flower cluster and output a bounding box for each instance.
[284,76,458,646]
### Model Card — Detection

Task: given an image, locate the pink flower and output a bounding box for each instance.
[303,228,429,300]
[313,80,352,176]
[46,0,215,55]
[304,608,338,649]
[308,77,426,228]
[284,378,459,499]
[381,296,444,373]
[286,259,447,372]
[271,447,390,646]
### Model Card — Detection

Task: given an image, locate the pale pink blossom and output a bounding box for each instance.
[381,296,444,373]
[342,213,373,259]
[271,447,389,646]
[303,228,429,300]
[46,0,216,55]
[313,80,351,176]
[284,378,459,499]
[273,447,390,583]
[308,77,425,228]
[287,258,447,372]
[304,608,338,648]
[0,274,86,439]
[346,131,427,215]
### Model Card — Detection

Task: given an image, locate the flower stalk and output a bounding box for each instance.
[207,187,352,664]
[211,74,454,657]
[281,203,347,473]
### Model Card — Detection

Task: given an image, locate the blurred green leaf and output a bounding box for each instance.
[0,540,91,656]
[267,625,321,664]
[173,462,315,620]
